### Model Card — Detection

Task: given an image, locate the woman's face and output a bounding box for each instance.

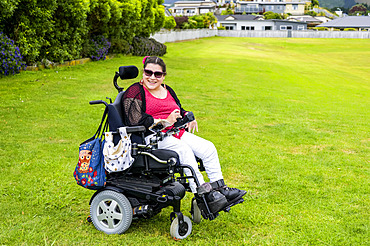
[142,63,165,91]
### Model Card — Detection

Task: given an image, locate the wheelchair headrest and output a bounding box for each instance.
[119,66,139,80]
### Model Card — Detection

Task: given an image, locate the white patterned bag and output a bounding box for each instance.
[103,127,134,173]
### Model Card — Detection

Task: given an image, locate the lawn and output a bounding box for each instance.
[0,37,369,245]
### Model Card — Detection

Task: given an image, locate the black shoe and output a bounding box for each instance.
[219,187,247,203]
[210,179,247,203]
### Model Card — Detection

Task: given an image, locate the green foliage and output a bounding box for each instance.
[263,11,282,20]
[221,9,234,15]
[163,16,176,30]
[0,0,168,64]
[0,0,19,24]
[0,32,26,76]
[344,28,357,31]
[306,10,318,16]
[178,13,217,29]
[109,38,131,55]
[313,26,329,30]
[47,0,89,63]
[1,0,57,64]
[311,0,319,7]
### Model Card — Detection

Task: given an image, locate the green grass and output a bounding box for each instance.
[0,37,369,245]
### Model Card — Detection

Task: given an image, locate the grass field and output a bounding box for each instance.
[0,37,369,245]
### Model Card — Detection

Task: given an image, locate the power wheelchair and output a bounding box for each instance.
[86,65,244,239]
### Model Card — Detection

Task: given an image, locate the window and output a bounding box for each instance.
[241,26,246,30]
[245,26,255,30]
[287,26,293,30]
[266,6,274,11]
[264,26,272,30]
[292,4,298,10]
[280,25,287,30]
[297,25,304,30]
[225,26,234,30]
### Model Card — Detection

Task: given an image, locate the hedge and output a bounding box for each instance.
[0,0,166,67]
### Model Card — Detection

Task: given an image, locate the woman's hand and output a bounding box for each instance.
[187,120,198,133]
[166,109,181,125]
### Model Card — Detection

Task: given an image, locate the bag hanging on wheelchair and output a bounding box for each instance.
[73,108,108,190]
[103,127,134,173]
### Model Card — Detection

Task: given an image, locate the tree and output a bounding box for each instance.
[221,9,233,15]
[306,10,318,16]
[311,0,319,7]
[163,16,176,30]
[263,11,282,20]
[349,4,367,15]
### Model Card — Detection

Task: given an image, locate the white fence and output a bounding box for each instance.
[151,29,370,43]
[151,29,218,43]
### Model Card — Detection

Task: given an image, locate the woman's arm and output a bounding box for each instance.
[122,83,154,130]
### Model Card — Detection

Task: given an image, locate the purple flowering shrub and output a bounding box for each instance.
[0,33,27,76]
[90,36,111,61]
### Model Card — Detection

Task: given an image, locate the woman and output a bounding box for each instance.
[122,56,246,204]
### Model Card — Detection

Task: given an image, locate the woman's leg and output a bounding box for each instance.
[181,132,246,202]
[154,135,205,193]
[180,132,223,182]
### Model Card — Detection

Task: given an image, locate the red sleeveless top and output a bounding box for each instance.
[144,86,185,139]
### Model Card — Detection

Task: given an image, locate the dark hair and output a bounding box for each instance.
[143,56,166,73]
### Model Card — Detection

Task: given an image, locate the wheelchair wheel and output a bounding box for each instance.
[191,199,202,224]
[90,190,132,234]
[170,216,192,240]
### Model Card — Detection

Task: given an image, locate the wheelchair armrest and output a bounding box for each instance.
[110,126,146,135]
[125,126,146,134]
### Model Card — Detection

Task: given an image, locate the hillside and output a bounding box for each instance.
[320,0,357,9]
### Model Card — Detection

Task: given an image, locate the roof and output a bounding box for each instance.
[288,15,322,23]
[318,16,370,28]
[215,15,263,21]
[216,15,306,24]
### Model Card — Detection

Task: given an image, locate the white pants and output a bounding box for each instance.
[147,132,223,193]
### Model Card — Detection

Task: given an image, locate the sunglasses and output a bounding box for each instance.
[144,69,166,78]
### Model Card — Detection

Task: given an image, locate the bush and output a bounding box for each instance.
[163,16,176,30]
[174,16,189,29]
[110,38,131,55]
[131,37,166,56]
[313,26,328,31]
[306,10,317,16]
[0,33,26,76]
[90,36,111,61]
[264,11,282,20]
[344,28,357,31]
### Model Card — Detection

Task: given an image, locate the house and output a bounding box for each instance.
[170,0,217,16]
[216,14,307,30]
[314,16,332,24]
[287,15,323,27]
[234,0,306,16]
[317,16,370,31]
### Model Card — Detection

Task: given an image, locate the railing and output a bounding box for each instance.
[234,7,264,13]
